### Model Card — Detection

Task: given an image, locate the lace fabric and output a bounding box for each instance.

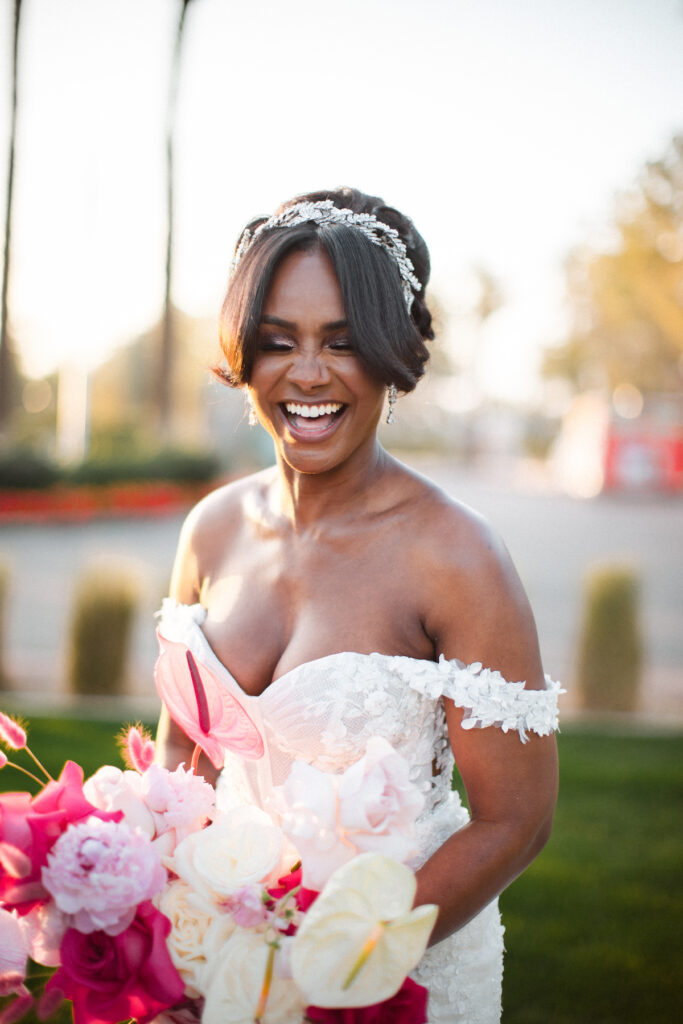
[157,600,562,1023]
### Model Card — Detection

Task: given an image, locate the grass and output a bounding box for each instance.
[3,717,682,1023]
[454,728,683,1024]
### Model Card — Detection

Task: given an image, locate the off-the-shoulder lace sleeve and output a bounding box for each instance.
[405,656,564,743]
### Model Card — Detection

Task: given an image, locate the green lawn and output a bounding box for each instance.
[3,716,682,1023]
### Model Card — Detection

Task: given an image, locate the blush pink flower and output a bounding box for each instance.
[154,634,264,769]
[139,762,215,855]
[273,739,424,890]
[337,736,424,861]
[46,900,184,1024]
[42,817,166,935]
[272,762,350,890]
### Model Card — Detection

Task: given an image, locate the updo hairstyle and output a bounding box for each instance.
[215,187,435,394]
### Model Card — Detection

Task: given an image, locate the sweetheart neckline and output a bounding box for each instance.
[198,625,442,701]
[162,600,449,702]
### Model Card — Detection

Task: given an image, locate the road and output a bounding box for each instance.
[1,457,681,721]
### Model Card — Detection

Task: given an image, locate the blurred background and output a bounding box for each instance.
[0,0,681,721]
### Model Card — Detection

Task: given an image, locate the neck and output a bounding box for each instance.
[272,438,389,529]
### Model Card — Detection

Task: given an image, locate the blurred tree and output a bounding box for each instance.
[0,0,23,436]
[543,135,683,394]
[157,0,197,441]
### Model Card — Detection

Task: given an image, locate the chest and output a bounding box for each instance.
[199,526,433,695]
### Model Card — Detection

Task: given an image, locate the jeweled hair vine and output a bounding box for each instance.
[231,200,422,310]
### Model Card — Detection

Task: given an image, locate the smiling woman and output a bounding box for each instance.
[155,186,561,1024]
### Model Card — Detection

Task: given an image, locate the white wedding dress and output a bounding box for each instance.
[157,601,562,1024]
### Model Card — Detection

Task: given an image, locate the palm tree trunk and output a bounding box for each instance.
[0,0,23,435]
[157,0,193,442]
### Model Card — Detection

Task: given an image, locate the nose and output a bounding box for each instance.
[285,348,332,391]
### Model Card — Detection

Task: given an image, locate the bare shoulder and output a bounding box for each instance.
[395,463,545,687]
[168,467,274,603]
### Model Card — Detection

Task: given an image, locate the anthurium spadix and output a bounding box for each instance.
[154,634,264,768]
[290,853,438,1008]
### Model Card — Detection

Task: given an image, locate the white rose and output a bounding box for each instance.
[337,736,424,862]
[171,806,285,905]
[157,879,235,997]
[83,765,155,838]
[203,928,304,1024]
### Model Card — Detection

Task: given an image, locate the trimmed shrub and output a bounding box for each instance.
[0,449,60,489]
[0,561,7,688]
[67,566,139,697]
[66,448,221,487]
[576,563,643,712]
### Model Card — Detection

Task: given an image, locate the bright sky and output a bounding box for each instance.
[1,0,682,402]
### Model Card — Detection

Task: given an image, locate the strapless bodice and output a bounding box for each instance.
[156,599,563,1024]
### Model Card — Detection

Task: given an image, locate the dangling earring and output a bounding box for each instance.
[246,392,257,427]
[386,384,398,425]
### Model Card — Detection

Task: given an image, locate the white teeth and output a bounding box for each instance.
[284,402,343,418]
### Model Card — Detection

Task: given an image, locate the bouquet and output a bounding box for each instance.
[0,639,438,1024]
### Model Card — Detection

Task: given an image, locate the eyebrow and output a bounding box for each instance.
[260,315,348,331]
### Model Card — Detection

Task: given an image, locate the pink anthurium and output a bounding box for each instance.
[154,633,264,769]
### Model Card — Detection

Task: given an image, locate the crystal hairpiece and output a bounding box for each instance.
[231,199,421,309]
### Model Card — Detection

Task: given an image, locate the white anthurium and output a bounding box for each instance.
[290,852,438,1008]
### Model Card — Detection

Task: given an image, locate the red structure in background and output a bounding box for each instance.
[604,393,683,493]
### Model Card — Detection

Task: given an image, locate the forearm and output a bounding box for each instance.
[414,809,553,945]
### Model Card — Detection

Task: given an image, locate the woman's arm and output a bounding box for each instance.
[413,506,559,944]
[153,505,219,785]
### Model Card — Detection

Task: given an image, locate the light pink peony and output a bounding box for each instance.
[272,762,351,891]
[42,816,166,935]
[273,739,424,889]
[84,766,156,838]
[139,763,215,855]
[337,736,423,861]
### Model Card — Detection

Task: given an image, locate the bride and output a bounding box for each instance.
[155,187,561,1023]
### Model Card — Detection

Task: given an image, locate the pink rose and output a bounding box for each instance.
[0,763,120,915]
[306,976,429,1023]
[42,817,166,935]
[337,737,423,861]
[46,901,185,1024]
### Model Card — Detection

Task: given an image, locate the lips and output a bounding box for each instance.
[281,401,346,434]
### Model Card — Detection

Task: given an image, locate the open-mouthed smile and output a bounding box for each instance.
[280,401,347,435]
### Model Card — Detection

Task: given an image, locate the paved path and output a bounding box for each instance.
[1,457,681,721]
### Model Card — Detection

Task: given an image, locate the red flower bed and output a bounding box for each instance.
[0,482,215,524]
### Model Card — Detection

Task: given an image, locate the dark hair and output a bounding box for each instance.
[214,187,435,393]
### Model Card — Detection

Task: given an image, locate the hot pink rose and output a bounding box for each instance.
[46,901,185,1024]
[306,977,429,1024]
[0,764,119,915]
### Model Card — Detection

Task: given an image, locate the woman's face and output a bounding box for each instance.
[248,246,386,476]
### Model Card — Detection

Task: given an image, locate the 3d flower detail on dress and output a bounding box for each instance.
[154,634,264,769]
